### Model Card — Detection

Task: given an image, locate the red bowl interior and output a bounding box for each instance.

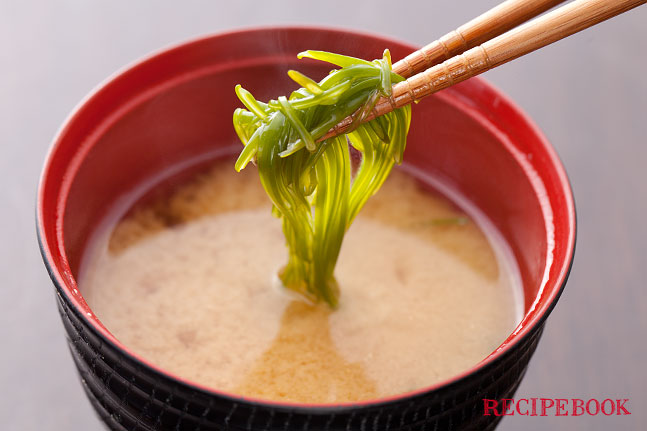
[37,27,575,407]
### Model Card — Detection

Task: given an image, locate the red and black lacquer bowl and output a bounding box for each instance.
[37,27,575,431]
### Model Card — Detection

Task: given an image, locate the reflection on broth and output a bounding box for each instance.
[81,158,522,403]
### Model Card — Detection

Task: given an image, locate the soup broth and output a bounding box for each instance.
[80,158,522,403]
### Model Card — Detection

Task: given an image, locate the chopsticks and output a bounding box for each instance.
[320,0,646,141]
[392,0,567,78]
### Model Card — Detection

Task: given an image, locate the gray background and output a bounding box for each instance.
[1,0,645,430]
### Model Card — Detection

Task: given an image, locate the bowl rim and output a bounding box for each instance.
[36,25,576,411]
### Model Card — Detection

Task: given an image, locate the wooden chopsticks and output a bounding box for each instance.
[392,0,567,78]
[321,0,646,141]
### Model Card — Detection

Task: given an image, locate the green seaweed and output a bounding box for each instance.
[233,49,411,308]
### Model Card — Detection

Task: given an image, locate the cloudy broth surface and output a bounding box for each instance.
[80,158,523,403]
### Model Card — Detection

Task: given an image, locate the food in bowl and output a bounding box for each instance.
[79,49,524,404]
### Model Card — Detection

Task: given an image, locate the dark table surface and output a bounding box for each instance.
[2,1,645,430]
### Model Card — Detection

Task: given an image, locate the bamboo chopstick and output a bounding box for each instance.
[321,0,646,141]
[392,0,567,78]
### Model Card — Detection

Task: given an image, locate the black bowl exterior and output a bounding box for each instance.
[53,279,543,431]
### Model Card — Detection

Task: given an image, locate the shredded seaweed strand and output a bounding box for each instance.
[233,49,412,307]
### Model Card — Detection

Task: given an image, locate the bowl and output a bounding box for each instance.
[37,27,575,431]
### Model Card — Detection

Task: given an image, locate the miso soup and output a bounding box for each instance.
[80,157,522,403]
